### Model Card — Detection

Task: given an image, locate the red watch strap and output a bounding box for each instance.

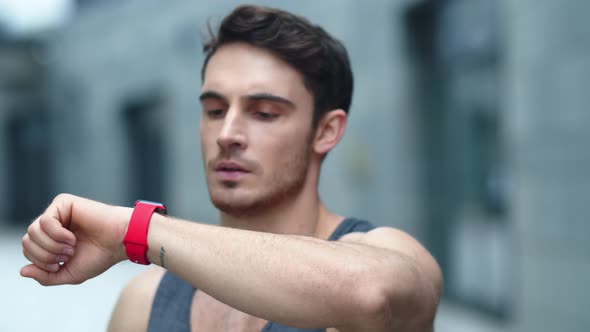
[123,200,166,265]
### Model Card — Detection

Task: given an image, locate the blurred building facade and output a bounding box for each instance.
[0,35,52,224]
[504,1,590,330]
[0,0,588,331]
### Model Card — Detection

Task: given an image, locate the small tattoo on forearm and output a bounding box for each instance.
[159,246,166,268]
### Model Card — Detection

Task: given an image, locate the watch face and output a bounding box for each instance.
[135,200,167,214]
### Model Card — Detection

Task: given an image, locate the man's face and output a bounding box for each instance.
[199,42,316,216]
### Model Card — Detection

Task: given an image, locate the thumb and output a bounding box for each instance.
[20,264,75,286]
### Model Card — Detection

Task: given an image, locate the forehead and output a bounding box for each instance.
[202,42,311,106]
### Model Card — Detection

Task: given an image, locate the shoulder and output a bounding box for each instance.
[107,267,166,332]
[340,226,442,295]
[340,226,428,257]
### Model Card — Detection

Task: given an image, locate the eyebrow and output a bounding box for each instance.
[199,90,296,110]
[199,90,226,102]
[247,93,296,110]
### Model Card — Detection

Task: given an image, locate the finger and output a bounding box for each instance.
[20,264,61,286]
[22,248,61,273]
[27,221,75,256]
[22,234,70,266]
[39,213,76,246]
[48,194,74,229]
[21,262,82,286]
[22,241,65,272]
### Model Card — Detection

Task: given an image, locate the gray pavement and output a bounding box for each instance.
[1,226,508,332]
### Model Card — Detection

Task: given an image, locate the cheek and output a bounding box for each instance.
[264,128,310,161]
[200,124,218,152]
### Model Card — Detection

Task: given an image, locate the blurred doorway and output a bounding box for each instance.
[404,0,511,318]
[5,110,52,224]
[122,94,166,205]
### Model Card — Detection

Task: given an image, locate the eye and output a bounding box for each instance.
[206,109,224,118]
[254,111,279,120]
[250,102,280,121]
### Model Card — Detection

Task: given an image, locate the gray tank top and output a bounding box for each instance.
[147,218,376,332]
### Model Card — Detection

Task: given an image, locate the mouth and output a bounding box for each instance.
[214,160,251,180]
[215,161,250,172]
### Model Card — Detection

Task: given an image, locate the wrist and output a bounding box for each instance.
[123,200,167,265]
[146,213,167,266]
[116,206,133,263]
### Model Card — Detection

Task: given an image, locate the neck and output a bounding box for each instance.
[219,166,343,239]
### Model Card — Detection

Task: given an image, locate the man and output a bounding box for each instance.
[20,5,441,332]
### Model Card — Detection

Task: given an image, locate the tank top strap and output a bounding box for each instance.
[261,322,325,332]
[328,217,376,241]
[147,271,195,332]
[148,217,376,332]
[260,218,376,332]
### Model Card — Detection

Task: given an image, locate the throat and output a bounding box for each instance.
[220,194,322,236]
[219,202,343,240]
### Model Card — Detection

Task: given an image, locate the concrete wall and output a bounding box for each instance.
[47,0,424,235]
[0,39,48,223]
[504,0,590,331]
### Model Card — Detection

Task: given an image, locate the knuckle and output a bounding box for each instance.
[38,216,47,229]
[22,236,36,251]
[24,250,38,264]
[39,215,51,232]
[23,250,34,263]
[30,220,40,233]
[22,240,33,253]
[26,224,40,242]
[22,248,29,260]
[54,193,72,202]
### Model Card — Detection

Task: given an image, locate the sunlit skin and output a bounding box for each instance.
[199,42,345,234]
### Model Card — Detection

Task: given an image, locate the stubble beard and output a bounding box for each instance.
[209,140,312,218]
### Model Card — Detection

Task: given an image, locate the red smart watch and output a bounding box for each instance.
[123,200,167,265]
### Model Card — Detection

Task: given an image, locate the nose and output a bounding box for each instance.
[217,107,247,151]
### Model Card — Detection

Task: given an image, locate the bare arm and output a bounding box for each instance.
[21,194,441,332]
[146,215,440,331]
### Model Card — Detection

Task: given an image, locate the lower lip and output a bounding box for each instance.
[215,170,249,181]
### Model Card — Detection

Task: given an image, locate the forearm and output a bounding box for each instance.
[20,193,437,331]
[143,214,397,329]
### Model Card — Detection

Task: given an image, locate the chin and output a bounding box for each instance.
[209,187,258,214]
[206,163,309,217]
[211,197,261,217]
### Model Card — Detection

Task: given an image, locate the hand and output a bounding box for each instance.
[20,194,131,286]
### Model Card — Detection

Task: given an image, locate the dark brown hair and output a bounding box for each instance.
[202,5,354,127]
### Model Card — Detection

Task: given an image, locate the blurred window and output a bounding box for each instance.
[122,95,166,204]
[405,0,511,318]
[6,109,52,223]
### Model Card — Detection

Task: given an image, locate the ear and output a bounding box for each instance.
[313,109,347,155]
